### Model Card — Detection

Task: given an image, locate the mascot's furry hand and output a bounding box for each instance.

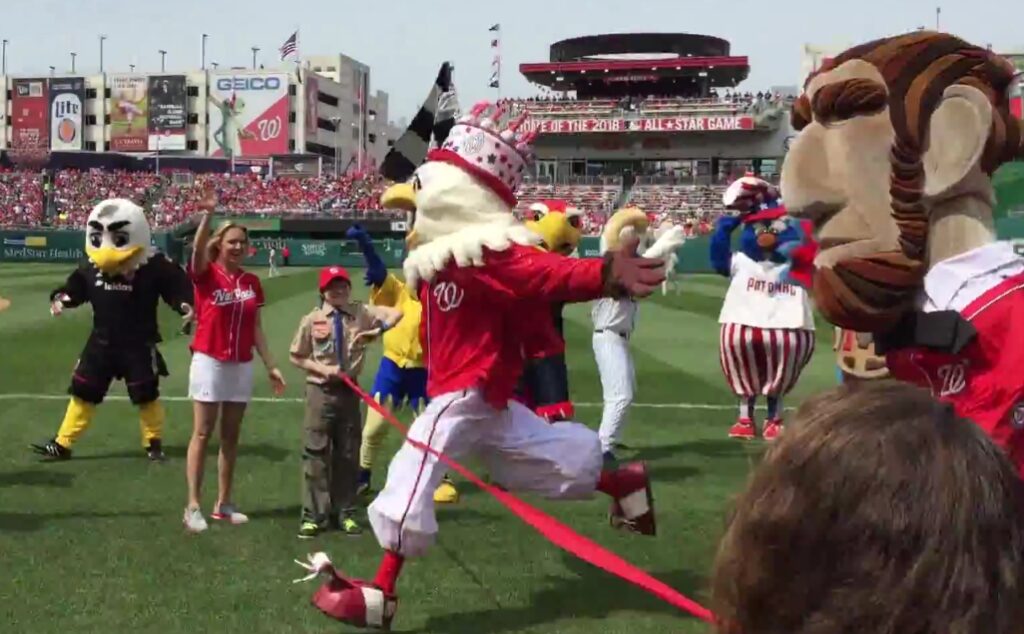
[602,252,666,298]
[50,293,70,316]
[346,225,387,287]
[714,214,743,234]
[643,225,686,262]
[776,218,819,290]
[345,225,372,245]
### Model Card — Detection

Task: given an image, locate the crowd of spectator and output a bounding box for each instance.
[1,166,737,238]
[151,172,389,226]
[0,168,392,229]
[0,170,45,227]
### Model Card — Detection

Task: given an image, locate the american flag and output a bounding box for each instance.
[279,31,298,60]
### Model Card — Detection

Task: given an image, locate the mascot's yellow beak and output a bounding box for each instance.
[380,183,417,212]
[381,182,419,249]
[87,245,143,275]
[526,213,581,256]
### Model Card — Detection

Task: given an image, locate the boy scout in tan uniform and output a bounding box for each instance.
[290,265,403,539]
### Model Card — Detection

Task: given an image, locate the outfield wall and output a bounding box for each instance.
[1,230,176,263]
[6,229,1023,270]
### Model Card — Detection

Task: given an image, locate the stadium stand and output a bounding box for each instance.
[627,183,727,220]
[0,169,46,227]
[505,91,789,118]
[516,181,621,218]
[0,168,392,229]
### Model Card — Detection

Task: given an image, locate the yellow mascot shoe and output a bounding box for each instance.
[433,477,459,504]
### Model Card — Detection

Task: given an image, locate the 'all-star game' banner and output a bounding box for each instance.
[207,71,289,159]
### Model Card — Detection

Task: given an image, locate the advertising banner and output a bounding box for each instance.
[49,77,85,151]
[523,115,755,134]
[207,72,289,158]
[148,75,187,151]
[110,75,149,152]
[11,78,49,148]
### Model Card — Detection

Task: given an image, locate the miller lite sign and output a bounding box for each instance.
[49,77,85,151]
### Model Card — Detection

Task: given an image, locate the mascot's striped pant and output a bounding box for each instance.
[719,324,815,398]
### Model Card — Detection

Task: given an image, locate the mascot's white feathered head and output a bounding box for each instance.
[403,101,540,285]
[84,198,154,276]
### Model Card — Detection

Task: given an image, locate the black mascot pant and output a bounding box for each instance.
[69,335,168,405]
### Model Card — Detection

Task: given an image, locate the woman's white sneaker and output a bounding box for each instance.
[211,504,249,525]
[183,507,208,533]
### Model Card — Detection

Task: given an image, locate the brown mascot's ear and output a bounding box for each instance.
[922,84,992,198]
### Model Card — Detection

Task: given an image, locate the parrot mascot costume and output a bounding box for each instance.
[515,199,584,421]
[32,198,193,460]
[352,61,460,505]
[710,175,815,441]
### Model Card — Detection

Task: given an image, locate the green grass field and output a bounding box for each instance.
[0,263,839,633]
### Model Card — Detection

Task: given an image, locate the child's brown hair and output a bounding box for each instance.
[711,379,1024,634]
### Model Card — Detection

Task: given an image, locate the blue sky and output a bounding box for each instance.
[6,0,1021,123]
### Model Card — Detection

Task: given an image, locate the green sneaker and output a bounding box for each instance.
[340,517,363,536]
[297,521,321,540]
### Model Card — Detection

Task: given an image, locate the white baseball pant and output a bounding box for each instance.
[367,388,603,558]
[593,330,635,453]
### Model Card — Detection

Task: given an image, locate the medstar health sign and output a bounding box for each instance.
[207,72,289,158]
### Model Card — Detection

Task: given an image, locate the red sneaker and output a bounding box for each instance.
[297,553,398,630]
[729,418,757,440]
[313,576,398,630]
[762,419,783,441]
[601,461,656,536]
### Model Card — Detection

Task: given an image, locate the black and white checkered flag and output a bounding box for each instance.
[379,62,457,182]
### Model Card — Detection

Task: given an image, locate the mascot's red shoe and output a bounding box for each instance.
[762,419,783,441]
[600,461,657,536]
[729,418,757,440]
[295,553,398,630]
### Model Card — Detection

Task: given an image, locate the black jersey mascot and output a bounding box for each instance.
[31,198,193,461]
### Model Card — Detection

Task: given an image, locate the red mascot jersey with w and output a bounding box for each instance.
[886,272,1024,474]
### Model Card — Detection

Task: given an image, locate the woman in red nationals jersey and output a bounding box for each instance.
[183,193,286,533]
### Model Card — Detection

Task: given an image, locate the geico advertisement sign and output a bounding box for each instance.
[215,76,284,92]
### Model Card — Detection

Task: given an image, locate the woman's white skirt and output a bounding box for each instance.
[189,352,254,404]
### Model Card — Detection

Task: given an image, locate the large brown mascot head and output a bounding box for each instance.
[782,32,1024,332]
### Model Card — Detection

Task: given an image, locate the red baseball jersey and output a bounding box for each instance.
[887,272,1024,474]
[190,262,265,363]
[418,244,605,408]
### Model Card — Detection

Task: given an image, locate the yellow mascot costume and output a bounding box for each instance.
[353,60,461,503]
